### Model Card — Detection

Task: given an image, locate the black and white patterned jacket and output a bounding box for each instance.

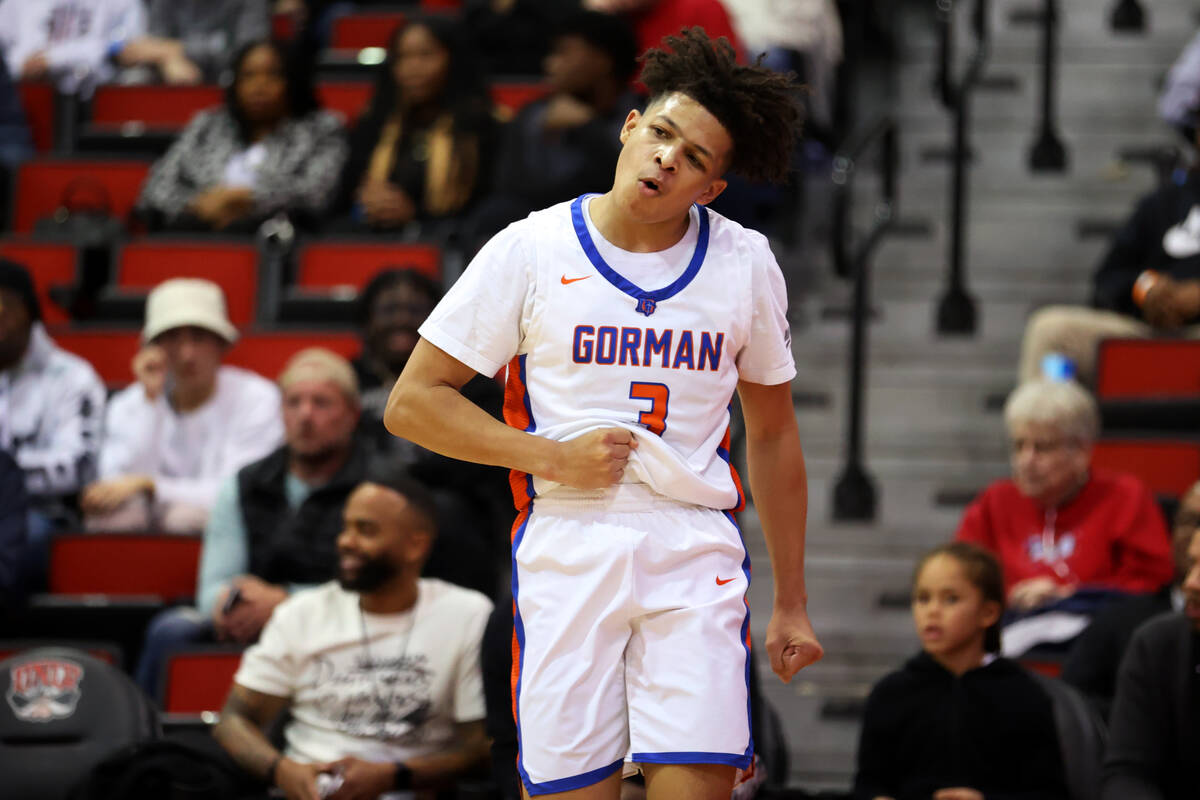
[137,107,349,223]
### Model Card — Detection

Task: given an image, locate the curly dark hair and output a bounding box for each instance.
[639,28,802,183]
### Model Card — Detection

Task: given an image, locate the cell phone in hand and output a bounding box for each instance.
[222,586,244,616]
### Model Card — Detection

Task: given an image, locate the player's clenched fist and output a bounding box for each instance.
[552,427,639,489]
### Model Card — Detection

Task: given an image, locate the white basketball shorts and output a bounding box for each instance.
[510,483,754,795]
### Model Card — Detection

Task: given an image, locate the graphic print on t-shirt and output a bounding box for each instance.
[308,651,435,745]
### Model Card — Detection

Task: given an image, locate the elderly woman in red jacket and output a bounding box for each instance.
[956,378,1174,612]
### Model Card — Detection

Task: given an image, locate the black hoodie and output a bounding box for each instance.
[854,652,1068,800]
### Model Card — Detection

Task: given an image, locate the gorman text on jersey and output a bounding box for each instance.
[571,325,725,371]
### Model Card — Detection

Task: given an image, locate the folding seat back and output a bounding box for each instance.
[12,159,150,234]
[48,329,141,387]
[89,85,223,129]
[160,647,245,715]
[297,240,441,290]
[1091,439,1200,498]
[227,331,361,378]
[116,240,260,327]
[17,81,54,153]
[48,534,202,601]
[330,12,407,50]
[1096,338,1200,399]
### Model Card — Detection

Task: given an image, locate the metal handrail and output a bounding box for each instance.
[934,0,987,335]
[1029,0,1067,171]
[830,116,898,522]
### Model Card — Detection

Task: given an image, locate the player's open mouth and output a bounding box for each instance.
[639,178,661,195]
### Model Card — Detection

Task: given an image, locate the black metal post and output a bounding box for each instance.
[1109,0,1145,31]
[1029,0,1067,171]
[935,0,983,335]
[831,121,897,522]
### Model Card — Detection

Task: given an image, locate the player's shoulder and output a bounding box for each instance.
[702,205,776,263]
[477,198,577,261]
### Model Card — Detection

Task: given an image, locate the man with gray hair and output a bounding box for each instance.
[956,379,1173,614]
[134,347,370,696]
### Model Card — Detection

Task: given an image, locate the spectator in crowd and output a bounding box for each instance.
[0,0,146,96]
[584,0,744,67]
[133,348,371,697]
[353,268,510,593]
[330,15,498,239]
[464,0,572,77]
[213,468,491,799]
[0,260,106,589]
[1159,28,1200,140]
[1017,134,1200,385]
[0,57,31,168]
[136,39,347,232]
[83,279,283,533]
[956,379,1173,613]
[470,9,641,240]
[1063,479,1200,718]
[1101,523,1200,800]
[0,450,28,612]
[117,0,270,85]
[854,542,1068,800]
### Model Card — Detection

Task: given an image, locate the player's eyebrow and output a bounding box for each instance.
[658,115,714,161]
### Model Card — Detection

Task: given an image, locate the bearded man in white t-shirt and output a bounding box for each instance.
[213,468,492,800]
[386,27,822,800]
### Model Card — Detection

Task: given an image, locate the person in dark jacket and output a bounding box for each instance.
[353,268,510,589]
[468,9,641,244]
[1063,480,1196,718]
[133,348,368,697]
[854,542,1069,800]
[0,449,28,613]
[1101,525,1200,800]
[330,14,498,240]
[1018,165,1200,384]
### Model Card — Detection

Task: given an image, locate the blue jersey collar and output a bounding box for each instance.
[570,194,709,316]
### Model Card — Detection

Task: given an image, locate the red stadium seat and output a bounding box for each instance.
[297,241,441,290]
[330,11,407,50]
[89,84,222,129]
[48,534,201,599]
[12,159,151,233]
[50,328,141,386]
[490,82,552,117]
[1095,338,1200,399]
[0,240,77,324]
[160,647,244,714]
[17,81,55,153]
[227,331,361,379]
[421,0,462,8]
[316,82,373,124]
[116,240,260,327]
[1091,439,1200,498]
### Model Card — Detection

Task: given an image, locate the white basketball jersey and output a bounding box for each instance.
[418,195,796,511]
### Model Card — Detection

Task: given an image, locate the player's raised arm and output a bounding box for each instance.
[737,378,823,683]
[385,339,636,490]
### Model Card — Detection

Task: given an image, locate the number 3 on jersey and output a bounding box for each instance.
[629,382,670,436]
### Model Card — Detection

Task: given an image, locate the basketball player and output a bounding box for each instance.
[385,28,822,800]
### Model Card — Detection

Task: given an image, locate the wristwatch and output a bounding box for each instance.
[393,762,413,790]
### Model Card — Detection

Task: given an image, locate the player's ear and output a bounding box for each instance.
[619,109,641,144]
[694,178,728,206]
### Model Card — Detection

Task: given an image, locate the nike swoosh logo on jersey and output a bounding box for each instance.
[561,275,591,285]
[715,576,736,586]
